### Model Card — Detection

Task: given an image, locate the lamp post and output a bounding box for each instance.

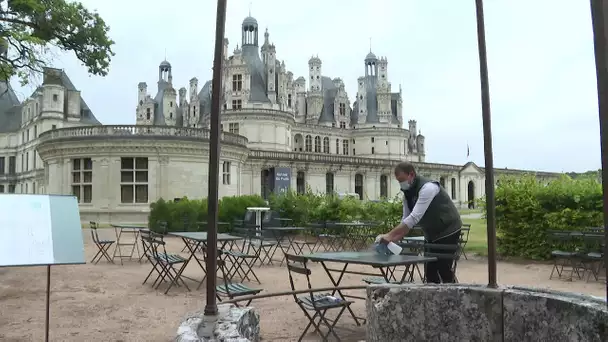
[589,0,608,305]
[474,0,498,288]
[204,0,228,317]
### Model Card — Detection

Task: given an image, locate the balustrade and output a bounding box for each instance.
[37,125,249,147]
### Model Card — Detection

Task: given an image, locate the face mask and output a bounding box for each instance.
[400,181,411,191]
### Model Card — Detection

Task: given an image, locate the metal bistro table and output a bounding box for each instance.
[167,232,242,290]
[303,251,437,325]
[264,226,315,264]
[110,224,148,265]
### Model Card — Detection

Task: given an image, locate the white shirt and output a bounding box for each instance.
[401,182,441,229]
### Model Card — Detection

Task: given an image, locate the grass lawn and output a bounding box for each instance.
[458,208,482,215]
[462,217,489,256]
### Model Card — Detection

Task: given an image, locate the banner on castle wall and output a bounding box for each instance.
[274,167,291,194]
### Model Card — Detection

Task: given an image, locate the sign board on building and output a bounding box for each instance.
[0,194,85,267]
[274,167,291,194]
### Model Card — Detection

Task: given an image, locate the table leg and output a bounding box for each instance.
[319,261,362,326]
[112,227,124,265]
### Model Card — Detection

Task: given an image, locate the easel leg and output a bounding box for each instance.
[45,265,50,342]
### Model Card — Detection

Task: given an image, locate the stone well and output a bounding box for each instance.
[366,284,608,342]
[175,304,260,342]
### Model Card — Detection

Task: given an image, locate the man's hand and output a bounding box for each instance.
[375,234,391,244]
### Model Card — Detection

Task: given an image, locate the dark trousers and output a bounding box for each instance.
[424,230,461,283]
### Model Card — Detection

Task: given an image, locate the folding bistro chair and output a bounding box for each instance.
[147,232,190,294]
[285,253,353,342]
[459,224,471,260]
[548,230,583,281]
[216,254,263,307]
[139,230,166,286]
[222,226,262,284]
[292,223,322,255]
[89,221,115,264]
[580,232,605,282]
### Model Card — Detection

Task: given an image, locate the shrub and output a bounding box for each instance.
[482,175,602,259]
[149,191,404,236]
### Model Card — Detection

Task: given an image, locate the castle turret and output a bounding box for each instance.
[356,76,367,124]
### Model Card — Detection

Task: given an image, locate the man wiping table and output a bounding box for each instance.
[376,162,462,283]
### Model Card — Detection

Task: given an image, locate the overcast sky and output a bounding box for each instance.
[12,0,602,173]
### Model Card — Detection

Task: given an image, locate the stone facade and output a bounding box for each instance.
[0,16,562,223]
[366,284,608,342]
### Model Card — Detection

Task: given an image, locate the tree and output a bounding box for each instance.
[0,0,115,85]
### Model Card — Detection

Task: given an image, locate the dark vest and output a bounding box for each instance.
[403,176,462,242]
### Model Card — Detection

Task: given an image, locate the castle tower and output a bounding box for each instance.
[376,56,392,123]
[357,77,367,124]
[306,56,323,124]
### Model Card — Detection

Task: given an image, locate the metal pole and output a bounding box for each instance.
[204,0,228,317]
[45,265,50,342]
[474,0,498,288]
[589,0,608,305]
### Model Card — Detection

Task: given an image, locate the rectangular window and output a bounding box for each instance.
[232,99,242,109]
[8,156,15,174]
[222,161,231,185]
[25,152,29,171]
[26,129,29,142]
[120,157,148,204]
[232,74,243,91]
[20,154,24,172]
[0,185,4,193]
[287,94,292,107]
[0,157,4,175]
[34,125,38,137]
[340,121,346,129]
[228,123,240,134]
[71,158,93,203]
[371,147,375,154]
[8,184,15,193]
[339,103,346,115]
[33,151,36,169]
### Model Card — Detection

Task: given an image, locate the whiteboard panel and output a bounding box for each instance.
[0,194,85,267]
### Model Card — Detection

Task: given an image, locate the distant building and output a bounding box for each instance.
[0,16,561,223]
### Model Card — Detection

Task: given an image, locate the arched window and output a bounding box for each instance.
[323,137,330,153]
[297,171,306,194]
[439,177,446,188]
[355,174,364,200]
[380,174,388,198]
[305,135,312,152]
[314,136,321,152]
[325,172,334,194]
[451,178,456,199]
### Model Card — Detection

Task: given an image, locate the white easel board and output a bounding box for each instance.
[0,194,85,267]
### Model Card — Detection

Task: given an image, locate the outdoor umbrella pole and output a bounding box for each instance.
[589,0,608,305]
[474,0,498,287]
[204,0,228,317]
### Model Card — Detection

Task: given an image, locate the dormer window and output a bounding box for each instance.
[146,108,151,120]
[339,103,346,116]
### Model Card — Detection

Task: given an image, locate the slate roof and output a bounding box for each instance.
[0,68,101,134]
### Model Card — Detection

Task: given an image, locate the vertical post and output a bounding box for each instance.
[45,265,50,342]
[589,0,608,305]
[204,0,228,317]
[474,0,498,288]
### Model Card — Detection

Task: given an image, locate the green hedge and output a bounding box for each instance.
[148,191,403,234]
[485,175,603,259]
